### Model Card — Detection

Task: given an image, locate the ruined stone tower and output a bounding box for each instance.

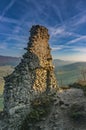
[3,25,57,129]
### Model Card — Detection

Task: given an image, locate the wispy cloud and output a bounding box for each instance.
[0,32,27,39]
[52,4,64,24]
[51,43,86,54]
[49,27,65,37]
[51,45,65,51]
[0,16,20,24]
[66,35,86,44]
[0,0,86,61]
[0,0,16,21]
[71,12,86,27]
[0,43,7,49]
[73,47,86,53]
[49,10,86,38]
[62,10,86,28]
[51,46,63,51]
[49,26,81,42]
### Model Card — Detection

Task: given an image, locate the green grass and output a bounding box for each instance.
[0,66,14,93]
[54,62,86,86]
[21,93,54,130]
[69,104,86,121]
[0,63,85,110]
[0,96,4,111]
[0,66,14,111]
[55,69,83,86]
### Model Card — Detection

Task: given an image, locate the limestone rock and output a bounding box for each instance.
[2,25,57,130]
[29,88,86,130]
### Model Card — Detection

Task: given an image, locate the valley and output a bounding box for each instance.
[0,58,86,111]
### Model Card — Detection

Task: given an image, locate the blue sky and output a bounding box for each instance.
[0,0,86,61]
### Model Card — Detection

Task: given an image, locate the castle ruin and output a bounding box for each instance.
[3,25,57,130]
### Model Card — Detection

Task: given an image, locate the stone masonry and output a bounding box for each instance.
[2,25,58,130]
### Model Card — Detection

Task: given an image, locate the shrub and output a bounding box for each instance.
[69,83,82,89]
[69,104,86,121]
[29,94,53,122]
[21,94,53,130]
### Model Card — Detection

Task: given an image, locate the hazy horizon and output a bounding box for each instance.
[0,54,86,62]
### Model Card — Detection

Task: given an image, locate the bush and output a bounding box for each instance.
[29,94,53,122]
[21,94,53,130]
[69,104,86,121]
[69,83,83,89]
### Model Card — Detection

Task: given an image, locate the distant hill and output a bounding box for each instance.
[0,55,21,66]
[53,59,74,67]
[0,55,86,86]
[0,56,74,67]
[55,62,86,86]
[0,66,14,95]
[57,62,86,71]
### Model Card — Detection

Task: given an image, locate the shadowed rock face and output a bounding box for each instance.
[2,25,57,129]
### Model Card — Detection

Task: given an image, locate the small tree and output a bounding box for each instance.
[81,69,86,81]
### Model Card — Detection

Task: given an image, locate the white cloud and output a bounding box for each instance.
[0,16,20,24]
[0,32,27,39]
[51,45,64,51]
[72,47,86,53]
[49,25,81,39]
[48,10,86,40]
[50,27,65,37]
[0,0,16,22]
[51,47,62,51]
[52,4,64,24]
[63,11,86,28]
[0,43,7,49]
[66,36,86,44]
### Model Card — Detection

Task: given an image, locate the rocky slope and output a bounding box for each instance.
[43,88,86,130]
[1,88,86,130]
[20,88,86,130]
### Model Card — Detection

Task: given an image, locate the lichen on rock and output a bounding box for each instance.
[2,25,58,130]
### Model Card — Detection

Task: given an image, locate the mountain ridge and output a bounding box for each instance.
[0,55,86,70]
[53,59,75,67]
[0,55,21,66]
[57,62,86,71]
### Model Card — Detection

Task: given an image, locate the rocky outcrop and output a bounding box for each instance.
[1,25,57,130]
[1,25,86,130]
[23,88,86,130]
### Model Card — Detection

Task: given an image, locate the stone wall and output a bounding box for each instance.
[2,25,57,130]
